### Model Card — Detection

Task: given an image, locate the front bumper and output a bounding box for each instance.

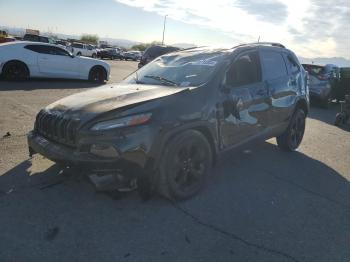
[27,130,151,172]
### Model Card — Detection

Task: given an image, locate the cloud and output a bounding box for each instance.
[235,0,288,23]
[115,0,350,58]
[289,0,350,57]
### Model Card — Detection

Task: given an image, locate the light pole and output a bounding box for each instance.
[162,15,168,45]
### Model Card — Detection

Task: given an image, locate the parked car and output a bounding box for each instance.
[0,42,110,83]
[99,48,124,60]
[27,43,308,200]
[0,30,15,44]
[23,34,54,44]
[138,45,180,68]
[302,63,340,107]
[67,42,97,58]
[336,67,350,101]
[124,51,141,61]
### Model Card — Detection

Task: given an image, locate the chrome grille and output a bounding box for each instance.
[35,110,79,147]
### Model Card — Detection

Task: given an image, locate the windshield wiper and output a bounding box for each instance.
[144,75,178,86]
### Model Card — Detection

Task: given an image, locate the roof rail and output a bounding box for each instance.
[181,46,207,51]
[233,42,286,49]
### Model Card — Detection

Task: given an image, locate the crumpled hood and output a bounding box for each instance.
[46,83,189,119]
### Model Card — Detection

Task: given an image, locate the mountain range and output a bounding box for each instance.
[1,26,350,67]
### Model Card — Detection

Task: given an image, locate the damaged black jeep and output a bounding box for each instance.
[28,42,309,200]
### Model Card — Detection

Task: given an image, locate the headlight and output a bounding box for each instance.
[91,113,152,131]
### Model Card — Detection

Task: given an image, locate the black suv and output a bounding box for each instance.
[138,45,180,68]
[23,34,52,44]
[28,43,309,200]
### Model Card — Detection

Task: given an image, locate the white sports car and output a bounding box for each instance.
[0,42,110,83]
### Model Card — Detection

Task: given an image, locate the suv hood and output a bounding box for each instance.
[46,84,189,118]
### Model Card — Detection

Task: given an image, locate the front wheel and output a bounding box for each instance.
[88,66,107,84]
[158,130,212,200]
[277,109,306,151]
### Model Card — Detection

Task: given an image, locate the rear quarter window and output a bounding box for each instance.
[283,53,300,74]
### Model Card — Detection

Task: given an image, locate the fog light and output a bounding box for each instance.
[90,144,119,158]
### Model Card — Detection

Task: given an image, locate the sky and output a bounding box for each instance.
[0,0,349,58]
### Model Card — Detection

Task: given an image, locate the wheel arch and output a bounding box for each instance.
[153,123,219,169]
[88,65,107,80]
[295,98,309,116]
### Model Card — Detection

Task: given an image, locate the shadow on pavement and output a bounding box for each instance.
[0,142,349,262]
[0,78,105,91]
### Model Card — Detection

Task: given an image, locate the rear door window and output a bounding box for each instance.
[283,53,300,74]
[25,45,48,53]
[260,50,288,80]
[72,43,83,49]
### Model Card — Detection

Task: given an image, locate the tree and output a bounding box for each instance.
[80,34,99,45]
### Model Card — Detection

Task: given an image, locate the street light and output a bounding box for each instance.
[162,15,168,45]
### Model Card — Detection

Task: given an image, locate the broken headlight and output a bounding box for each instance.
[90,113,152,131]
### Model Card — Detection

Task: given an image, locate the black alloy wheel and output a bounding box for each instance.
[159,130,212,200]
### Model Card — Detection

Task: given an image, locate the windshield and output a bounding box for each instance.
[124,51,226,87]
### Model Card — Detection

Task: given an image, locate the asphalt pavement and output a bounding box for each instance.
[0,60,350,262]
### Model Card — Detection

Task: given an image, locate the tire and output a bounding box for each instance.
[335,113,345,126]
[158,130,212,200]
[2,61,29,81]
[92,53,97,58]
[88,66,107,84]
[276,108,306,151]
[77,52,82,56]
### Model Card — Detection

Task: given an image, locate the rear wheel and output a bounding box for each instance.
[89,66,106,83]
[92,53,97,58]
[158,130,212,200]
[77,52,82,56]
[3,61,29,81]
[277,109,306,151]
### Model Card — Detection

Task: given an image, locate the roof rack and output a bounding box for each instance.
[233,42,286,49]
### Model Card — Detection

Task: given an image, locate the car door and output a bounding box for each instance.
[218,50,270,148]
[37,46,80,78]
[260,49,298,126]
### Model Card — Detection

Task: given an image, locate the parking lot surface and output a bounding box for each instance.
[1,60,350,262]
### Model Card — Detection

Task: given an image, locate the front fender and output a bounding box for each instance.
[149,120,219,168]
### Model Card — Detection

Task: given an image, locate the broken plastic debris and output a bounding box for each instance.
[3,132,11,138]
